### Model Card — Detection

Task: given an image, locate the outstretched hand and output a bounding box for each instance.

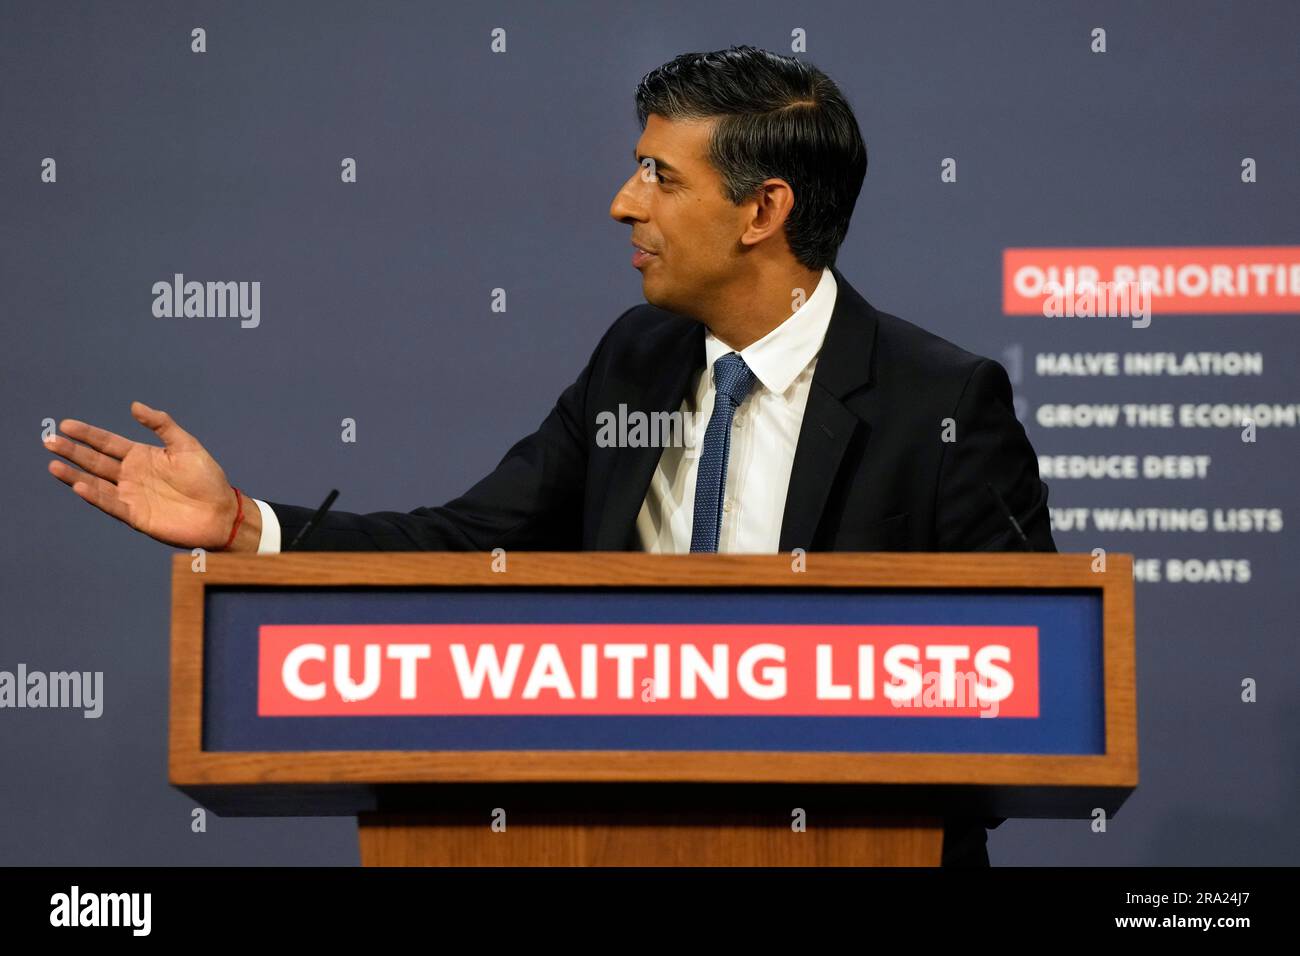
[44,401,241,550]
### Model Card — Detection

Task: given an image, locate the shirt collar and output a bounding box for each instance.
[703,266,838,397]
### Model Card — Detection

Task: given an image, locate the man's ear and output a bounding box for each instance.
[741,180,796,247]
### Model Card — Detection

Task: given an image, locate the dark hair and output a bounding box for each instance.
[634,45,868,271]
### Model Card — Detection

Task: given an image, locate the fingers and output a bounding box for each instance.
[130,401,195,449]
[43,433,122,484]
[47,460,131,523]
[53,417,134,459]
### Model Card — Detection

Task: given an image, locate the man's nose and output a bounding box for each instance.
[609,172,648,224]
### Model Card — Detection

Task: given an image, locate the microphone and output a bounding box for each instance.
[284,489,339,552]
[984,481,1034,552]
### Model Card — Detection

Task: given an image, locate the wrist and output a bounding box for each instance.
[219,489,263,552]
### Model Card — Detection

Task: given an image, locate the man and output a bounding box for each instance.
[42,46,1053,865]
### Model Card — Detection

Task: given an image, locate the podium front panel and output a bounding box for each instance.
[169,552,1136,818]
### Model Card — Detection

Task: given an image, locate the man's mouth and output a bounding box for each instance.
[632,241,658,269]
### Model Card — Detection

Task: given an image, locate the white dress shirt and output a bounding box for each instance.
[253,267,837,555]
[636,266,836,553]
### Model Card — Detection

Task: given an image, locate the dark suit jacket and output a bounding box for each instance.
[266,266,1056,865]
[268,267,1054,555]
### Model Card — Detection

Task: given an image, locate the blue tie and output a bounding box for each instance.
[690,352,757,552]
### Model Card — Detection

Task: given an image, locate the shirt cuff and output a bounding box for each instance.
[252,498,281,554]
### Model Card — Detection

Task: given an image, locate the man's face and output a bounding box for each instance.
[609,114,751,314]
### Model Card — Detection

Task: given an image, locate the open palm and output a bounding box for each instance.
[44,401,236,550]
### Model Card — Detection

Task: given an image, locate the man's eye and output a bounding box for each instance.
[639,162,665,184]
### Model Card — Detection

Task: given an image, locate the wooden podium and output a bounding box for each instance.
[169,552,1136,866]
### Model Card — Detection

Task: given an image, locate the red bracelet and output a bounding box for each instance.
[221,485,244,550]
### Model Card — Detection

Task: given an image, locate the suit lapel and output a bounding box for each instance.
[592,268,878,552]
[778,268,879,551]
[591,320,705,549]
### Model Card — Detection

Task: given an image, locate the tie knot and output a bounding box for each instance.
[713,353,756,406]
